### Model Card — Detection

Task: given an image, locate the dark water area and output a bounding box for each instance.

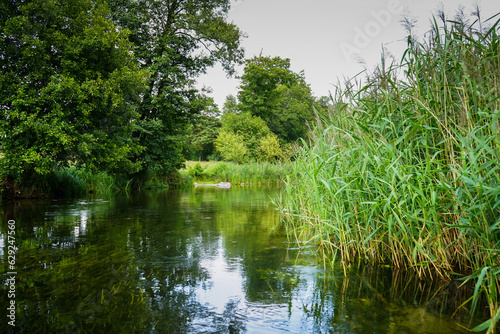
[0,187,479,333]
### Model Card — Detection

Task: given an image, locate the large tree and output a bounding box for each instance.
[237,56,318,143]
[108,0,245,174]
[0,0,245,188]
[0,0,147,183]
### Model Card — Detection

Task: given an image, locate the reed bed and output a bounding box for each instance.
[46,166,120,196]
[183,161,291,185]
[280,12,500,332]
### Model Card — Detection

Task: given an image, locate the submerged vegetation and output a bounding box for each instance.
[279,10,500,332]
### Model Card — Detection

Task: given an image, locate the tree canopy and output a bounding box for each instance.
[108,0,245,173]
[183,100,222,161]
[237,56,320,143]
[215,111,288,163]
[0,0,245,186]
[0,0,148,181]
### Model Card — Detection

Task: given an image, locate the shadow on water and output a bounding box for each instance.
[0,187,487,333]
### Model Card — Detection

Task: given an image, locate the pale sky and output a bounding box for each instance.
[197,0,500,108]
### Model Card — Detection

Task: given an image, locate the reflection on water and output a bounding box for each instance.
[0,187,480,333]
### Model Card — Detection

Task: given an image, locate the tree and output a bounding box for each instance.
[184,100,222,161]
[257,133,282,162]
[220,112,270,157]
[0,0,245,190]
[237,55,318,143]
[108,0,245,174]
[238,56,299,119]
[215,111,291,162]
[270,83,319,142]
[215,130,247,163]
[0,0,147,183]
[222,94,239,115]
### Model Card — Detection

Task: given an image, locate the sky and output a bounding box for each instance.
[196,0,500,109]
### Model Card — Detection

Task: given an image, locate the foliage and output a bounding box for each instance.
[183,101,222,161]
[238,56,300,118]
[271,84,318,142]
[215,110,296,163]
[222,112,269,149]
[215,130,248,163]
[108,0,245,174]
[257,133,282,162]
[237,56,319,143]
[279,9,500,332]
[215,111,295,163]
[49,167,120,197]
[0,0,147,185]
[187,162,204,178]
[0,0,245,194]
[180,161,292,185]
[207,161,292,185]
[222,94,239,115]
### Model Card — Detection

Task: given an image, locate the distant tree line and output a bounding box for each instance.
[184,56,330,163]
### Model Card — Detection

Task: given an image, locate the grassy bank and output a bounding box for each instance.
[46,167,122,197]
[181,161,291,185]
[1,160,285,199]
[0,167,122,199]
[1,166,194,199]
[279,13,500,332]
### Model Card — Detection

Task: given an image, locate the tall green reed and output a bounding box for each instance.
[189,161,292,185]
[47,166,119,197]
[280,10,500,331]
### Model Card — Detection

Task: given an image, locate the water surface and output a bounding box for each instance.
[1,187,476,333]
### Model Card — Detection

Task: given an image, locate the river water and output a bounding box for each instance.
[0,187,479,333]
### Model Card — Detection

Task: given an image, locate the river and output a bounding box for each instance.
[1,187,478,333]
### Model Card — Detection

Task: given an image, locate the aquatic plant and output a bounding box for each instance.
[182,161,292,185]
[44,166,119,197]
[280,10,500,332]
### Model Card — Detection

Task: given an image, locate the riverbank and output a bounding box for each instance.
[181,161,291,186]
[279,14,500,332]
[0,167,123,199]
[0,161,289,199]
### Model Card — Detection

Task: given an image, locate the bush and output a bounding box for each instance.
[257,133,282,162]
[215,130,248,163]
[187,163,204,178]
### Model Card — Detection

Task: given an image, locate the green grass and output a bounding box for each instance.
[183,160,218,170]
[278,11,500,332]
[181,161,291,185]
[46,166,195,197]
[46,166,121,197]
[4,164,194,199]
